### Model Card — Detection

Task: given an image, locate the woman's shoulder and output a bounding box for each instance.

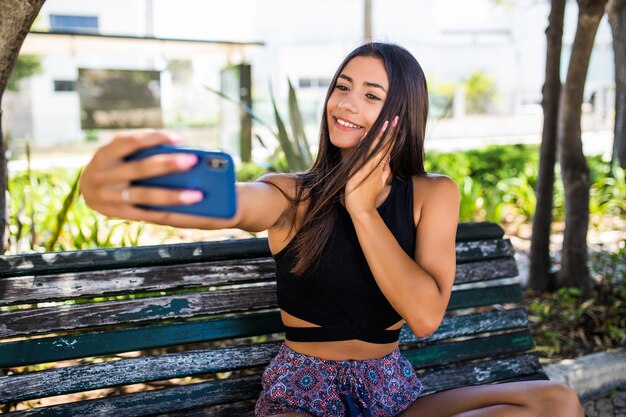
[411,173,459,197]
[410,174,460,222]
[255,172,299,197]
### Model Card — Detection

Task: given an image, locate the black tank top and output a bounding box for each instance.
[274,175,416,344]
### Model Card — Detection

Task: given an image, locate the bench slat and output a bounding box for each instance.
[419,353,544,395]
[455,222,504,242]
[1,308,529,368]
[1,329,534,404]
[0,258,276,306]
[454,257,518,285]
[403,330,534,369]
[499,372,550,383]
[455,238,513,263]
[157,401,256,417]
[447,284,522,310]
[400,308,529,345]
[0,223,503,279]
[0,243,515,307]
[0,239,270,279]
[0,285,277,338]
[4,375,262,417]
[0,344,278,403]
[0,311,283,368]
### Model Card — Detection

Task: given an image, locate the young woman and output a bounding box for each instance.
[80,43,583,417]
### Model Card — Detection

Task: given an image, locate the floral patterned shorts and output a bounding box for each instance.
[255,343,423,417]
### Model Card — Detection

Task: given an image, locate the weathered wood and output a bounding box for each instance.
[400,309,529,345]
[0,311,283,368]
[498,372,550,383]
[0,284,277,338]
[0,223,503,279]
[0,343,278,403]
[455,239,514,263]
[447,284,522,310]
[403,331,535,369]
[157,401,256,417]
[455,222,504,242]
[0,256,517,306]
[5,375,262,417]
[0,258,276,306]
[0,238,270,278]
[418,353,544,395]
[453,257,518,285]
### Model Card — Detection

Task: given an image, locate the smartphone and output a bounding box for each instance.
[126,145,237,218]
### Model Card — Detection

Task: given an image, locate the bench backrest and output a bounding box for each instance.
[0,222,546,416]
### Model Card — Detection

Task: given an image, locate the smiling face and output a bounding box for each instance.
[326,55,389,154]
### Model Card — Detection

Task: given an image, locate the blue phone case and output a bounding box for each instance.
[126,145,237,218]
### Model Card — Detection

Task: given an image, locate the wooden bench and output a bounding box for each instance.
[0,221,548,416]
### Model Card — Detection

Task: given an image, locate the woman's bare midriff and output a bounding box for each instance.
[280,310,403,361]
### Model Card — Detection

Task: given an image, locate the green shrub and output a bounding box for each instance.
[236,162,268,182]
[7,144,624,253]
[7,167,150,253]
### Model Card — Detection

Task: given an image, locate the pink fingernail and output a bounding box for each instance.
[392,116,399,127]
[176,154,197,169]
[180,190,203,204]
[169,134,184,144]
[381,120,389,132]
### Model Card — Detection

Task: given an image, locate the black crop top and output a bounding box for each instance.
[273,175,416,344]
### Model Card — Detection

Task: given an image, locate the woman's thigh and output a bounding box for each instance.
[399,380,583,417]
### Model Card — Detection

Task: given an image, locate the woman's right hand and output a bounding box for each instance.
[79,130,204,224]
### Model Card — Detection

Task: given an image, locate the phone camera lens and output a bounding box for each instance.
[206,156,228,171]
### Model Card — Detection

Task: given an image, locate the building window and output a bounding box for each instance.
[54,80,76,92]
[50,15,98,33]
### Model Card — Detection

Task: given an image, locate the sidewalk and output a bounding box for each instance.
[545,349,626,416]
[583,384,626,417]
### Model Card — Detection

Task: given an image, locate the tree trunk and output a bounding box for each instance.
[557,0,607,290]
[529,0,566,292]
[0,0,46,253]
[608,0,626,168]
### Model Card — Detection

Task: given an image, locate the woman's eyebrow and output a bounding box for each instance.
[338,74,387,93]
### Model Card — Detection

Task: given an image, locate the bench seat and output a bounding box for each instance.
[0,222,547,416]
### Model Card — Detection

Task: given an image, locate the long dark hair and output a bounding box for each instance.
[273,42,429,276]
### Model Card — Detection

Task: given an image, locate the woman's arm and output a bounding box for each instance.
[348,175,459,337]
[80,130,291,233]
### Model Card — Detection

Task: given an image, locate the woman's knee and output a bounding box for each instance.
[533,382,584,416]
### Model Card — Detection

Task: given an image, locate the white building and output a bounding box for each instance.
[4,0,615,157]
[5,0,262,150]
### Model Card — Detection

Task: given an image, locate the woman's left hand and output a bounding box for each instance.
[345,116,398,216]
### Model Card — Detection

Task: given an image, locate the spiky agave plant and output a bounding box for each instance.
[205,79,313,172]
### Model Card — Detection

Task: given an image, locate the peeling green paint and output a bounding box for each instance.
[116,298,192,320]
